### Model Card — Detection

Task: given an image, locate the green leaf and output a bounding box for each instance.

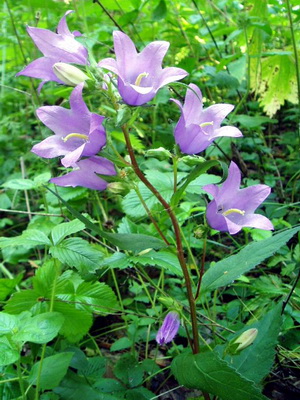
[111,130,145,151]
[171,161,220,206]
[114,353,144,388]
[171,351,267,400]
[130,250,183,276]
[232,115,277,129]
[125,387,154,400]
[28,352,73,390]
[253,54,298,117]
[0,336,20,366]
[50,238,104,274]
[110,337,132,352]
[55,372,124,399]
[45,186,166,252]
[202,227,300,292]
[0,229,51,249]
[56,280,118,315]
[0,312,18,334]
[2,178,35,190]
[228,303,282,383]
[4,289,43,314]
[14,312,64,344]
[152,0,167,21]
[123,171,186,218]
[33,172,52,187]
[53,302,93,343]
[0,273,23,301]
[51,219,85,245]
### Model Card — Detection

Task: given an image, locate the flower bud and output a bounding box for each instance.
[107,182,126,194]
[53,63,90,86]
[156,311,180,345]
[145,147,172,160]
[234,328,258,351]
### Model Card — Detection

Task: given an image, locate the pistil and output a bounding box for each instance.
[222,208,246,217]
[199,121,214,128]
[134,72,149,86]
[62,133,89,142]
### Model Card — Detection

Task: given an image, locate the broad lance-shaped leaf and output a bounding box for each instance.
[202,226,300,292]
[226,302,282,384]
[171,351,268,400]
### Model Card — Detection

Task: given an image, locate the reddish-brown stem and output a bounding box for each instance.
[195,235,207,300]
[122,125,200,354]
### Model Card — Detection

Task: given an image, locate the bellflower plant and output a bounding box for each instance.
[171,83,243,154]
[156,312,180,345]
[17,10,88,91]
[50,156,116,190]
[203,162,274,234]
[98,31,188,106]
[31,83,106,168]
[12,10,284,400]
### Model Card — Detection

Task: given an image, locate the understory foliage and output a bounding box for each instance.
[0,1,299,400]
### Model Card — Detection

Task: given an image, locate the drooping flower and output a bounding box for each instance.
[171,83,243,154]
[50,156,116,190]
[98,31,188,106]
[156,311,180,345]
[17,10,88,91]
[203,162,274,235]
[31,83,106,168]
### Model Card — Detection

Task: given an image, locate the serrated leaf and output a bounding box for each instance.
[45,186,167,252]
[4,289,44,314]
[114,354,143,388]
[28,352,73,390]
[2,178,35,190]
[228,303,282,383]
[0,229,51,249]
[50,238,104,273]
[130,250,183,276]
[51,219,85,245]
[56,280,118,315]
[252,54,298,116]
[14,312,64,344]
[111,130,145,150]
[202,227,300,292]
[0,336,20,366]
[171,351,267,400]
[53,302,93,343]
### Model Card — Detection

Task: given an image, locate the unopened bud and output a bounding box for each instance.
[107,182,126,194]
[234,328,258,351]
[181,155,205,166]
[53,63,90,86]
[156,311,180,345]
[194,226,205,239]
[145,147,172,160]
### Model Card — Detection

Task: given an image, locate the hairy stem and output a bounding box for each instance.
[122,124,200,354]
